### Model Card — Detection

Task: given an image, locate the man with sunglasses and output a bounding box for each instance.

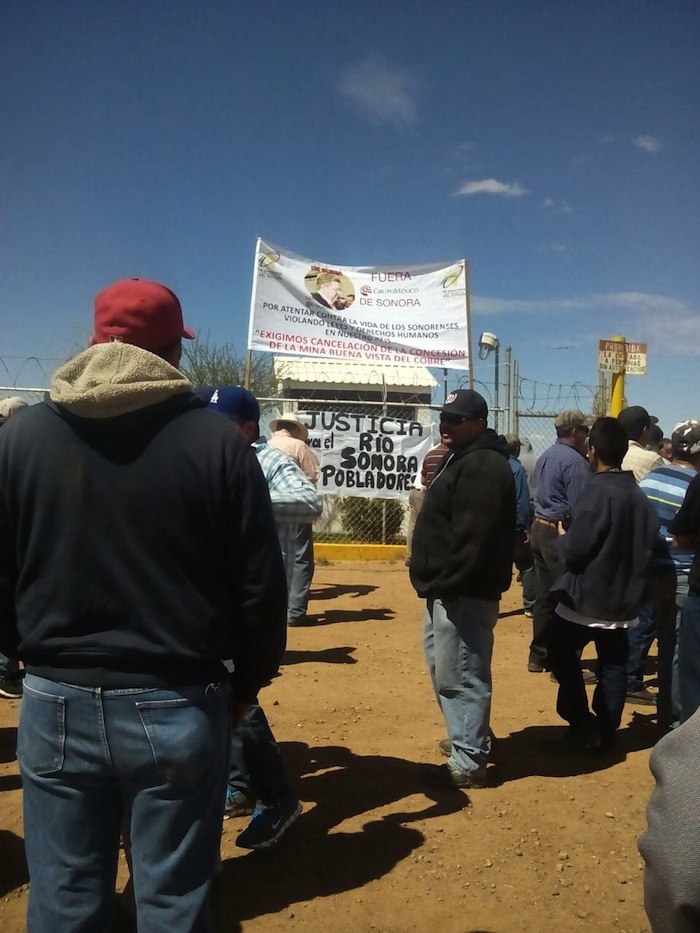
[528,410,592,673]
[409,390,516,790]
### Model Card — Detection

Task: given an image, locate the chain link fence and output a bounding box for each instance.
[3,364,608,546]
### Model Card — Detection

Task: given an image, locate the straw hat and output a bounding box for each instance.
[269,412,309,442]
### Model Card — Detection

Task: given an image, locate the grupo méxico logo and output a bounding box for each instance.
[259,249,281,270]
[360,285,373,297]
[442,264,464,288]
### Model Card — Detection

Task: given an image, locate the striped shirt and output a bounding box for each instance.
[640,463,696,573]
[421,443,449,490]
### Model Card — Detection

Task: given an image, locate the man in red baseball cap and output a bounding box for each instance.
[0,279,286,931]
[91,277,196,359]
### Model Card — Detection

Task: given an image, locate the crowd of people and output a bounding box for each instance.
[406,390,700,930]
[0,278,698,931]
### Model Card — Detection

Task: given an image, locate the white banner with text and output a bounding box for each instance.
[248,238,470,370]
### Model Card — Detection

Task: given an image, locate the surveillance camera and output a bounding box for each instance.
[477,331,499,360]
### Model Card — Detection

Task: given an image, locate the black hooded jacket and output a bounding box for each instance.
[410,429,516,600]
[0,343,287,702]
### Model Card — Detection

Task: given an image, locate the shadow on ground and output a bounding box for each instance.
[492,709,659,784]
[216,742,465,926]
[305,608,395,626]
[309,584,378,601]
[0,830,28,897]
[283,646,357,666]
[0,726,18,764]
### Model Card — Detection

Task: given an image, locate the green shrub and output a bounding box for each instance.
[340,497,405,543]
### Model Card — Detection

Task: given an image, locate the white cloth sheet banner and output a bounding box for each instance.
[248,238,470,370]
[301,410,434,499]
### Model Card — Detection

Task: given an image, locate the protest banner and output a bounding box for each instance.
[248,238,471,370]
[299,409,434,499]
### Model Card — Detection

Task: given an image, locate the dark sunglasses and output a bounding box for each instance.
[440,413,480,426]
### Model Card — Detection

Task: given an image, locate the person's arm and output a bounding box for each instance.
[513,464,531,530]
[265,449,323,523]
[226,444,288,704]
[669,474,700,552]
[556,485,608,571]
[298,444,321,485]
[433,454,515,591]
[640,709,700,932]
[561,454,590,513]
[0,485,19,660]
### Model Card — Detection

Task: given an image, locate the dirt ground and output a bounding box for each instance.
[0,561,659,932]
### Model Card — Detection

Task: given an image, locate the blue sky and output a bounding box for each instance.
[2,1,698,433]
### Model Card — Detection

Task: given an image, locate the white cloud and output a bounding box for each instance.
[634,135,662,154]
[543,198,573,215]
[338,57,418,128]
[473,290,699,356]
[597,291,686,314]
[454,178,528,197]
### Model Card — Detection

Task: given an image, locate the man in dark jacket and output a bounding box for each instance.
[410,390,515,790]
[550,417,659,751]
[0,279,287,932]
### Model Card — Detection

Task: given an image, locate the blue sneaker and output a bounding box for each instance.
[235,796,302,849]
[224,789,256,819]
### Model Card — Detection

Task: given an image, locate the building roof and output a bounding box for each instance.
[273,356,438,390]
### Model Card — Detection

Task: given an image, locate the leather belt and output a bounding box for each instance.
[534,517,558,528]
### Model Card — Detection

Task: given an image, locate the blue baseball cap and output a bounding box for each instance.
[207,386,260,423]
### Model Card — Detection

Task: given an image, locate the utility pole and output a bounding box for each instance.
[609,335,626,416]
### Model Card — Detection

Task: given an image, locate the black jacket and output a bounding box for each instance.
[0,343,287,702]
[409,430,516,600]
[551,470,660,622]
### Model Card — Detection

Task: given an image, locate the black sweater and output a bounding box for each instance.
[0,345,286,701]
[551,470,660,622]
[409,430,516,600]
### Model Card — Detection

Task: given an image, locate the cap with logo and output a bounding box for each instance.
[93,279,195,351]
[672,420,700,458]
[554,410,591,431]
[207,386,260,423]
[617,405,658,439]
[436,389,488,420]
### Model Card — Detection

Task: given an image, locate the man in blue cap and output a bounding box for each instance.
[208,386,322,848]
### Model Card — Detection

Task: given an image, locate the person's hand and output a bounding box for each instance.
[557,521,566,536]
[231,701,253,729]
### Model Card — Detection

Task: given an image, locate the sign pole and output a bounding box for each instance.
[609,335,626,417]
[465,260,474,389]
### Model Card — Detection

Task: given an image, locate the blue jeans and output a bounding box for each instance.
[228,703,291,805]
[18,674,230,933]
[0,651,19,678]
[288,523,314,622]
[679,592,700,722]
[626,600,656,692]
[424,595,498,777]
[670,574,689,728]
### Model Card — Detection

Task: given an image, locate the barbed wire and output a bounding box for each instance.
[1,355,608,418]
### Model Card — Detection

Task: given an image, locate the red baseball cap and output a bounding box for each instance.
[93,278,196,350]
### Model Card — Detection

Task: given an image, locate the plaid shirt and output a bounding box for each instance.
[253,437,322,526]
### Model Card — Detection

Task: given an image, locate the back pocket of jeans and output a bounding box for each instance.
[17,685,66,775]
[136,691,227,785]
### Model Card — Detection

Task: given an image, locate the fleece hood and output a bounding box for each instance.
[50,342,192,419]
